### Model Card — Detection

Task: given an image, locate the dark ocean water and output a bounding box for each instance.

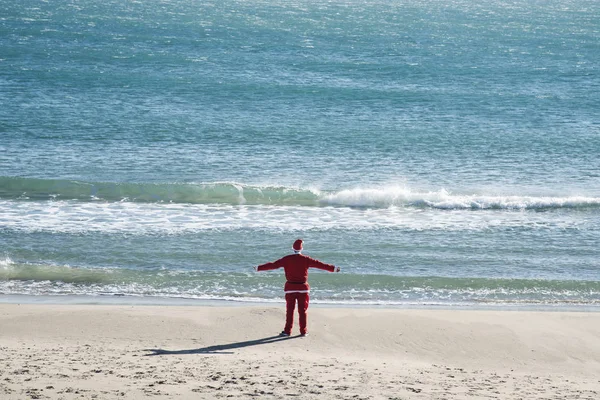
[1,0,599,307]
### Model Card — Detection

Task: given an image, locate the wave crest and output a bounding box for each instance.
[0,177,320,205]
[2,177,600,210]
[321,187,600,210]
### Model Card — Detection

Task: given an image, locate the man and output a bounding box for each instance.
[254,239,340,337]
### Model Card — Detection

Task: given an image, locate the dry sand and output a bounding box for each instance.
[1,304,599,399]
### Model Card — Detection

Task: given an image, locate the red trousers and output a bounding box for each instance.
[284,292,310,335]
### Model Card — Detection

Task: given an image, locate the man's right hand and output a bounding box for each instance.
[335,266,341,273]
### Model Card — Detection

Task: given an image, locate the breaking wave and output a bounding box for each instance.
[2,176,600,210]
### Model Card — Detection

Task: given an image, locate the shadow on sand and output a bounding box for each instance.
[143,334,297,356]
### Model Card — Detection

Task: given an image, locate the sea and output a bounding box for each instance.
[1,0,599,309]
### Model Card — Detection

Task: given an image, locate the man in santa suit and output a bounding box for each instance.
[254,239,340,337]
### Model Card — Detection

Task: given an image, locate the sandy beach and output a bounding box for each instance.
[1,304,599,399]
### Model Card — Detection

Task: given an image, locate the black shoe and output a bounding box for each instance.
[300,332,309,337]
[279,331,290,337]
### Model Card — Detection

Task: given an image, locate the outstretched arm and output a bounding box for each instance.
[308,257,340,273]
[255,259,284,272]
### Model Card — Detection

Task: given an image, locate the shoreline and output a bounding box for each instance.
[1,293,600,313]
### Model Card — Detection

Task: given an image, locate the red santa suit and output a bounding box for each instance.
[256,241,336,336]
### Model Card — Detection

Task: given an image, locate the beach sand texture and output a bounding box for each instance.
[1,304,599,399]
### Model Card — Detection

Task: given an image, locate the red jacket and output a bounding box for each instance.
[256,253,336,292]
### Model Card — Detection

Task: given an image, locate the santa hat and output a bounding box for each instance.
[292,239,303,252]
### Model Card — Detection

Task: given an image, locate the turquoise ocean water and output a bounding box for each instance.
[1,0,599,307]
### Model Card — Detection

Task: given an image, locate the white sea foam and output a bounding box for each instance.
[1,256,13,268]
[0,195,594,235]
[2,279,598,307]
[320,186,600,210]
